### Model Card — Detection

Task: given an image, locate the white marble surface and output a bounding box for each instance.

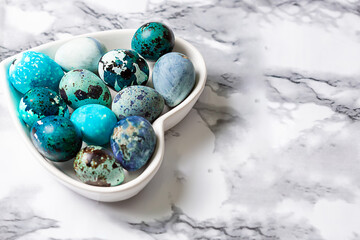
[2,0,360,239]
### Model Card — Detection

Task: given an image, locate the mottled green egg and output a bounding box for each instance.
[74,145,125,187]
[59,69,111,109]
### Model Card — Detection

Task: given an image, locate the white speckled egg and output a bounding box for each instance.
[55,37,107,74]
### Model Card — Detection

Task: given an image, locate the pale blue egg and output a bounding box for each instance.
[55,37,107,74]
[152,52,195,107]
[70,104,117,146]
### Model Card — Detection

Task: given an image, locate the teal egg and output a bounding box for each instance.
[70,104,117,146]
[110,116,156,171]
[59,69,111,109]
[55,37,107,74]
[98,49,149,92]
[131,22,175,61]
[9,51,64,94]
[30,116,82,162]
[74,145,125,187]
[112,86,164,122]
[19,87,69,127]
[153,52,195,107]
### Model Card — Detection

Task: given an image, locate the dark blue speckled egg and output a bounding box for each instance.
[30,116,82,162]
[59,69,111,109]
[131,22,175,61]
[9,51,64,94]
[71,104,117,146]
[98,49,149,92]
[19,87,69,127]
[153,52,195,107]
[110,116,156,171]
[112,86,164,122]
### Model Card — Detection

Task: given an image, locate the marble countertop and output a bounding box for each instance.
[1,0,360,239]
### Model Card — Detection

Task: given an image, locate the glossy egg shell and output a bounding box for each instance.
[131,22,175,61]
[98,49,149,92]
[70,104,117,146]
[112,86,164,123]
[55,37,107,74]
[153,52,195,107]
[110,116,156,171]
[30,116,82,162]
[9,51,64,94]
[59,69,111,109]
[19,87,69,127]
[74,145,125,187]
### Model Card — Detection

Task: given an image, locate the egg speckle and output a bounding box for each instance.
[9,51,64,94]
[98,49,149,92]
[152,52,195,107]
[111,116,156,171]
[30,116,82,162]
[19,87,69,127]
[59,69,111,109]
[71,104,117,146]
[74,145,125,187]
[112,86,164,122]
[55,37,107,74]
[131,22,175,61]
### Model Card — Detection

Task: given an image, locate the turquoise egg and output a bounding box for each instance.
[110,116,156,171]
[131,22,175,61]
[19,87,69,127]
[74,145,125,187]
[30,116,82,162]
[112,86,164,123]
[98,49,149,92]
[59,69,111,109]
[9,51,64,94]
[55,37,107,74]
[71,104,117,146]
[152,52,195,107]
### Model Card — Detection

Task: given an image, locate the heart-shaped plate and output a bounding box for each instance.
[0,29,207,202]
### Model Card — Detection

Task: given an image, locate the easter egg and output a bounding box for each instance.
[110,116,156,171]
[152,52,195,107]
[30,116,82,162]
[131,22,175,61]
[9,51,64,94]
[112,86,164,122]
[59,69,111,109]
[55,37,107,74]
[98,49,149,92]
[19,87,69,127]
[70,104,117,146]
[74,145,125,187]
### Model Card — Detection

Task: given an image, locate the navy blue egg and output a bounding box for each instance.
[152,52,195,107]
[19,87,69,127]
[110,116,156,171]
[131,22,175,61]
[9,51,64,94]
[31,116,82,162]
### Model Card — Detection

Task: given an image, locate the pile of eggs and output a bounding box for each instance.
[9,22,196,187]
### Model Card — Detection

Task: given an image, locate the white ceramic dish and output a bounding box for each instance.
[0,29,206,202]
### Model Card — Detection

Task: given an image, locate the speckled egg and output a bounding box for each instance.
[112,86,164,122]
[30,116,82,162]
[111,116,156,171]
[9,51,64,94]
[19,87,69,127]
[59,69,111,109]
[98,49,149,92]
[71,104,117,146]
[74,145,125,187]
[131,22,175,61]
[152,52,195,107]
[55,37,107,74]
